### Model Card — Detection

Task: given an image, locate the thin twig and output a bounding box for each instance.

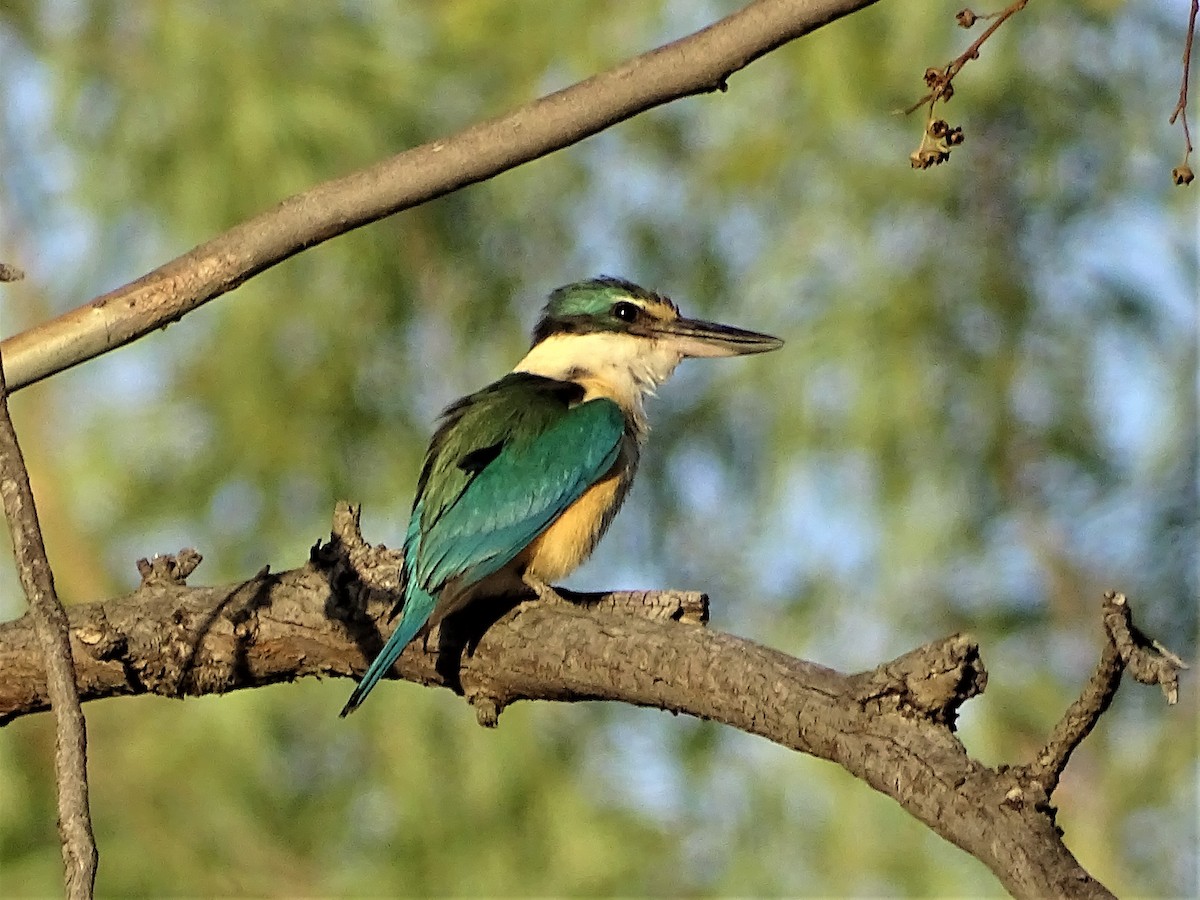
[904,1,1030,168]
[1026,591,1188,794]
[1170,0,1197,184]
[0,319,98,896]
[1026,640,1122,794]
[1169,0,1197,138]
[903,0,1030,115]
[1100,591,1188,702]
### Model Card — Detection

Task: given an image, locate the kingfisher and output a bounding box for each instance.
[340,277,781,715]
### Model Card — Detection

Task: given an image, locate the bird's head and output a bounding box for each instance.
[517,277,782,404]
[531,276,783,359]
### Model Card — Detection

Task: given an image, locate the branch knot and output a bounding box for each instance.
[136,549,203,586]
[849,633,986,726]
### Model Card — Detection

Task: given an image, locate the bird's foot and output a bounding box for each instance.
[522,573,567,606]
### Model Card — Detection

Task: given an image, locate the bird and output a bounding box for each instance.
[340,276,782,715]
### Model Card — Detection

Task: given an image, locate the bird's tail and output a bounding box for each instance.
[339,585,436,717]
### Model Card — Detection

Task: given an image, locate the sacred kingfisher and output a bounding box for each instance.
[340,277,781,715]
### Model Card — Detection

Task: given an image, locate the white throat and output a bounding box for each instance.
[513,332,682,435]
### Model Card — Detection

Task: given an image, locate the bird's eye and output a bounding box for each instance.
[612,301,640,322]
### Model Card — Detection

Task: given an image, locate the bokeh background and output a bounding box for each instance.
[1,2,1195,896]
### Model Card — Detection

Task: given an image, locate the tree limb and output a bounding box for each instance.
[0,504,1185,899]
[0,330,98,897]
[0,0,878,393]
[1025,591,1187,795]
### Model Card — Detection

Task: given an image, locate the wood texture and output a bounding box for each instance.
[1,506,1183,898]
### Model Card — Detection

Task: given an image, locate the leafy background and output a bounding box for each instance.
[1,1,1195,896]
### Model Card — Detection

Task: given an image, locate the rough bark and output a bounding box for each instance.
[0,504,1184,899]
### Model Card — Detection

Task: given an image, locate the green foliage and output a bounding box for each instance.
[1,2,1195,896]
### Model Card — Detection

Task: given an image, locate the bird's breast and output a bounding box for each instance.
[520,438,638,582]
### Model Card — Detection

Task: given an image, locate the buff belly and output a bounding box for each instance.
[522,457,633,582]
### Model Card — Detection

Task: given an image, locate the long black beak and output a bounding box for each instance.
[648,315,784,358]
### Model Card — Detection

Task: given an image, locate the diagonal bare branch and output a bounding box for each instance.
[0,0,877,393]
[1025,592,1188,796]
[0,318,98,897]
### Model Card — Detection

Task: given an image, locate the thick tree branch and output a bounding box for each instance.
[0,504,1185,898]
[0,331,98,896]
[0,0,877,393]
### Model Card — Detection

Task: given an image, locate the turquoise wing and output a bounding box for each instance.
[415,395,624,590]
[340,374,625,716]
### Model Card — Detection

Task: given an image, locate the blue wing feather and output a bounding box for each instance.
[419,400,622,588]
[340,379,624,716]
